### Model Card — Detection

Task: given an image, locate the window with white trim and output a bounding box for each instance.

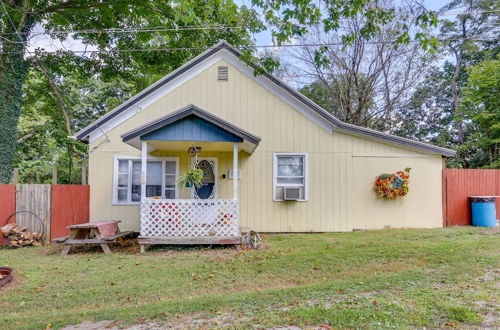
[114,157,178,204]
[273,153,308,201]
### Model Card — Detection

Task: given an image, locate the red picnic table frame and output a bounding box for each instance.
[54,221,133,256]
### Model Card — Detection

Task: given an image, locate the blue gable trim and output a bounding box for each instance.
[140,115,243,142]
[122,104,260,145]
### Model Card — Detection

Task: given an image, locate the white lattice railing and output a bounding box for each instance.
[140,199,240,237]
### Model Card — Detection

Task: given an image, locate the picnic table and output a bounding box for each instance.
[54,221,133,256]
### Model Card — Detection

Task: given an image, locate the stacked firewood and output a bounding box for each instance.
[1,223,43,247]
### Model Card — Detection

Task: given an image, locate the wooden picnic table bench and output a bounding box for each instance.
[53,221,133,256]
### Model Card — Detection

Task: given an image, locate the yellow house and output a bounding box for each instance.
[74,41,455,250]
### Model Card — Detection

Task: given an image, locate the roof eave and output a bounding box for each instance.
[74,41,231,142]
[75,40,455,158]
[336,123,456,157]
[120,104,261,146]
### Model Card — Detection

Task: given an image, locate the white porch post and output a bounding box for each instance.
[233,143,239,200]
[141,141,148,199]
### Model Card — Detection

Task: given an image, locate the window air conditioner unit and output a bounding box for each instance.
[283,187,301,201]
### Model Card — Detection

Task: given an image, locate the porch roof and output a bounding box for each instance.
[121,104,261,153]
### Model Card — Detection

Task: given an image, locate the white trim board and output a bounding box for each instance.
[76,40,455,157]
[112,155,179,205]
[273,152,309,202]
[84,50,333,144]
[191,156,219,200]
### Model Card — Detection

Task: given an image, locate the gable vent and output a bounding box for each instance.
[217,66,228,81]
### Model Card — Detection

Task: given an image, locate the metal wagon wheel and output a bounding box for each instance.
[2,211,45,246]
[243,230,262,249]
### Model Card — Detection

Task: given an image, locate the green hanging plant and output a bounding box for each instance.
[177,168,204,188]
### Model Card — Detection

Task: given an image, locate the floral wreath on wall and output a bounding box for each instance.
[374,168,411,200]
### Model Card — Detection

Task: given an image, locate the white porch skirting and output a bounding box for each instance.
[140,198,240,237]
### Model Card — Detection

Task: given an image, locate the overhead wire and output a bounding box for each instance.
[0,0,111,153]
[1,1,497,144]
[0,36,497,55]
[0,9,497,37]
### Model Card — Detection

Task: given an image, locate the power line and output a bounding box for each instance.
[439,9,500,16]
[0,36,496,55]
[0,0,110,152]
[30,25,246,37]
[2,9,498,37]
[2,24,247,36]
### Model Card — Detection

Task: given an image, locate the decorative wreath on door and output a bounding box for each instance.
[373,168,411,200]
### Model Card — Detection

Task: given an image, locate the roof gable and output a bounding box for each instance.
[121,104,260,153]
[140,115,243,143]
[74,40,455,157]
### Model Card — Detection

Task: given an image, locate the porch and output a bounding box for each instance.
[120,105,260,250]
[139,198,240,246]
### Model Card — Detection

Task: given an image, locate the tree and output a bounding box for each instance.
[393,42,499,168]
[300,74,375,125]
[285,4,432,128]
[438,0,499,143]
[458,58,500,168]
[392,0,499,168]
[253,0,440,54]
[1,0,260,183]
[15,67,137,183]
[392,65,455,142]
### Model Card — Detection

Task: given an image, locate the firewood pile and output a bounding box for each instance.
[1,223,43,247]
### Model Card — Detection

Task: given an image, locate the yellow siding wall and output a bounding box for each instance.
[88,59,443,232]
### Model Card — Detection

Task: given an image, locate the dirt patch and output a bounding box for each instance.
[480,227,500,235]
[476,267,500,283]
[44,239,251,256]
[0,275,18,293]
[61,320,116,330]
[476,268,500,329]
[44,239,143,255]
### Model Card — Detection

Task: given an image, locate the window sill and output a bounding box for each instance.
[112,202,141,206]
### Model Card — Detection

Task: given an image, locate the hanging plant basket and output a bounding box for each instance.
[177,168,204,189]
[373,168,411,200]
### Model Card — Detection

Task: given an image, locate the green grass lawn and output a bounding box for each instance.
[0,227,499,329]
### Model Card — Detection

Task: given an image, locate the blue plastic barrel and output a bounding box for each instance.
[470,196,497,227]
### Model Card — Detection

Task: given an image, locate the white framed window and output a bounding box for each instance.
[273,153,308,201]
[113,156,179,205]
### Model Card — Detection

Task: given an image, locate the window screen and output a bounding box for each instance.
[274,154,307,201]
[114,158,178,204]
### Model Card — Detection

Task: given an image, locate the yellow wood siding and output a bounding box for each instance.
[88,59,443,232]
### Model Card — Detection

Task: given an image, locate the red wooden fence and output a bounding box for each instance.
[443,169,500,226]
[0,185,16,245]
[0,184,89,243]
[51,185,90,240]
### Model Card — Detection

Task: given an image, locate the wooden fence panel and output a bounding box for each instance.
[0,185,16,246]
[443,169,500,226]
[16,184,52,242]
[51,185,90,240]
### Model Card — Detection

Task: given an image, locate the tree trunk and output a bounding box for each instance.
[0,20,34,183]
[450,49,464,144]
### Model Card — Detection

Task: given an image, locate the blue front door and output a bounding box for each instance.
[192,158,217,200]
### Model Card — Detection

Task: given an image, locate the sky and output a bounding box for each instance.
[29,0,454,53]
[234,0,452,47]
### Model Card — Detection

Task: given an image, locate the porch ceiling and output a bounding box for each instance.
[147,140,238,152]
[121,104,261,153]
